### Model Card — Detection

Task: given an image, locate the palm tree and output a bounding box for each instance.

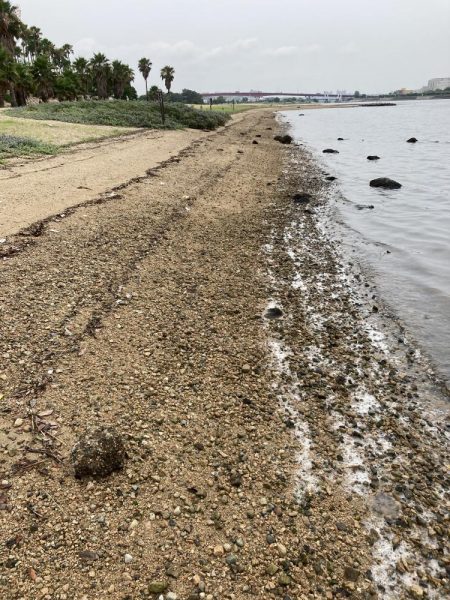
[0,1,22,105]
[0,44,16,106]
[73,56,90,97]
[138,57,152,100]
[30,54,55,102]
[26,25,41,61]
[111,60,134,99]
[0,1,21,54]
[14,60,33,105]
[160,65,175,94]
[89,52,110,99]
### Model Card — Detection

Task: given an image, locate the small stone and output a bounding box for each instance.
[124,554,133,564]
[265,306,283,320]
[14,418,24,427]
[407,137,418,143]
[278,573,291,586]
[277,543,287,557]
[409,584,424,598]
[242,364,251,373]
[166,593,177,600]
[266,563,278,576]
[129,519,139,530]
[344,566,360,582]
[71,426,126,478]
[78,550,99,562]
[148,581,168,594]
[213,545,224,556]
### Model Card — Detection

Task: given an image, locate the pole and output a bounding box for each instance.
[157,90,166,125]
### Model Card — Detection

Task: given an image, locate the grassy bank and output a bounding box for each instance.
[0,134,56,161]
[8,101,231,131]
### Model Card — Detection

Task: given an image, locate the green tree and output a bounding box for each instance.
[0,1,21,53]
[90,52,110,99]
[160,65,175,94]
[138,57,152,101]
[111,60,134,99]
[148,84,160,101]
[30,54,55,102]
[73,56,90,97]
[0,45,16,106]
[15,61,33,105]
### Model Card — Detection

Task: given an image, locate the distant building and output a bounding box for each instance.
[426,77,450,91]
[417,77,450,93]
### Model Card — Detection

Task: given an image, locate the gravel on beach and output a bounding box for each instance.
[0,110,448,599]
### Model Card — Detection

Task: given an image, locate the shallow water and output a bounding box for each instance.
[282,100,450,383]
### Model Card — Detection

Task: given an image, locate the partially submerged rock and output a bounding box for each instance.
[367,155,380,160]
[274,134,293,145]
[407,137,418,143]
[323,148,339,154]
[370,177,402,189]
[71,426,126,478]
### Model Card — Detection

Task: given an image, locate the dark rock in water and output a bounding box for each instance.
[356,204,375,210]
[407,137,418,143]
[252,140,259,144]
[326,176,337,181]
[367,155,380,160]
[265,306,283,320]
[299,113,305,116]
[274,134,293,145]
[370,177,402,189]
[71,427,126,478]
[293,193,312,204]
[337,137,344,141]
[323,148,339,154]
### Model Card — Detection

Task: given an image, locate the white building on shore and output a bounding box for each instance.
[420,77,450,92]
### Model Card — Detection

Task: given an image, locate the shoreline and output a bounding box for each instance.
[0,110,448,599]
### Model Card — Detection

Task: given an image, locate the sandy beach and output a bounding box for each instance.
[0,109,448,600]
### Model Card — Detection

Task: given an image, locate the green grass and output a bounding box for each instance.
[0,134,56,161]
[7,100,231,131]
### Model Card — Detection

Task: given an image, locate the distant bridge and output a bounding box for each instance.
[201,91,355,99]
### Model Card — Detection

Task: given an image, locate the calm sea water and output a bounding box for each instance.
[282,100,450,383]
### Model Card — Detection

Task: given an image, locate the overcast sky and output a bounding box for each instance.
[17,0,450,95]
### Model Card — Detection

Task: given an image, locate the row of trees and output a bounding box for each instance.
[0,1,176,106]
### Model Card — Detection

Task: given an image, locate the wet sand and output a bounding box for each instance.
[0,110,448,599]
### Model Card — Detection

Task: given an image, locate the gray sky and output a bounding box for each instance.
[18,0,450,95]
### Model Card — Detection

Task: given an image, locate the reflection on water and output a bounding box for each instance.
[282,100,450,382]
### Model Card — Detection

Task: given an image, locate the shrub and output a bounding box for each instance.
[8,100,230,131]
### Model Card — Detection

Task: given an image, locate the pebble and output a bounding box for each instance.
[124,554,133,564]
[14,418,24,427]
[166,593,177,600]
[148,581,168,593]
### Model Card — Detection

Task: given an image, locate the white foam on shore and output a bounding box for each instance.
[365,324,389,353]
[268,338,319,498]
[352,388,380,416]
